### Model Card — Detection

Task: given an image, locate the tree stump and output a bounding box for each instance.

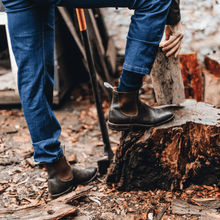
[107,100,220,191]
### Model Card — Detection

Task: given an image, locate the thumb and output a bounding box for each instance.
[159,40,166,47]
[165,32,171,41]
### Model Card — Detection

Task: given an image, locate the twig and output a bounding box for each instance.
[0,146,12,154]
[35,187,47,202]
[4,130,18,135]
[191,198,202,206]
[89,197,101,206]
[52,185,92,204]
[17,177,30,186]
[154,205,168,220]
[0,185,8,194]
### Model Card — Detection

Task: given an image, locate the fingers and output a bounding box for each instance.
[160,21,183,58]
[162,33,183,48]
[159,40,166,47]
[174,43,182,58]
[162,35,182,51]
[165,40,182,58]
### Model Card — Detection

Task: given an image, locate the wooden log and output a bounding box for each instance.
[204,52,220,77]
[172,199,220,219]
[179,53,203,102]
[107,99,220,191]
[0,186,92,220]
[0,202,77,220]
[150,47,185,105]
[203,68,220,106]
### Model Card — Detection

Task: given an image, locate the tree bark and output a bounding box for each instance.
[204,52,220,77]
[179,53,203,102]
[107,100,220,191]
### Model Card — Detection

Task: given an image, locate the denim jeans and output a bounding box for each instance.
[2,0,171,163]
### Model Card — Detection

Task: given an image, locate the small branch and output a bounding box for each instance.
[154,205,168,220]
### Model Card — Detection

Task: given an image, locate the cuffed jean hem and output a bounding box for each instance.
[33,138,63,163]
[123,63,151,75]
[123,36,159,75]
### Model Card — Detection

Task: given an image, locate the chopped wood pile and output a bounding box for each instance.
[179,51,220,106]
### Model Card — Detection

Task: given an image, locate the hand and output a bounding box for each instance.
[159,21,183,58]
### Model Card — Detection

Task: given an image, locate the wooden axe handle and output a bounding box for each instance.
[76,8,87,31]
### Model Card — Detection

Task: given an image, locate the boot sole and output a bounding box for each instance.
[50,169,98,199]
[108,115,175,131]
[77,168,99,185]
[50,185,76,199]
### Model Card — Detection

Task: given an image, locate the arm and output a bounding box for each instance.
[160,0,183,58]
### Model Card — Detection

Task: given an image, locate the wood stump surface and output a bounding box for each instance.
[107,100,220,191]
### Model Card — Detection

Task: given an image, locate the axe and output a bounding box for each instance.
[76,9,114,175]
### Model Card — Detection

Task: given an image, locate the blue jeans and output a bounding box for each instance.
[2,0,171,163]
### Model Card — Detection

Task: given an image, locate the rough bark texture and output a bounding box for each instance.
[0,202,77,220]
[0,186,92,220]
[204,52,220,77]
[150,47,185,105]
[203,68,220,106]
[107,100,220,191]
[179,53,203,102]
[172,199,220,219]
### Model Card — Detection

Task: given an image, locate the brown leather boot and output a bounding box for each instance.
[45,156,97,199]
[105,83,174,131]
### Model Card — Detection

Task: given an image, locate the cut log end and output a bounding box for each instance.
[107,100,220,191]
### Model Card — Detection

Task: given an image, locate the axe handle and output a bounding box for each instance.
[76,9,114,161]
[76,8,87,31]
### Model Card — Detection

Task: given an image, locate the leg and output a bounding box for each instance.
[118,0,172,91]
[3,0,171,75]
[106,0,175,130]
[2,1,98,198]
[4,3,62,163]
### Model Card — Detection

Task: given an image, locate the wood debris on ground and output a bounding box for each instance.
[0,83,220,219]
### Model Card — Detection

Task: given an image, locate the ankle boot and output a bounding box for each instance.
[45,156,97,199]
[105,83,174,131]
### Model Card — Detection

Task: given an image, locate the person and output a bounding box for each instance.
[1,0,183,198]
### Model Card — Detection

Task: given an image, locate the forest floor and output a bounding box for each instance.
[0,81,220,220]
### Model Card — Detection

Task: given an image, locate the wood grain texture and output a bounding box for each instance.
[204,52,220,77]
[179,53,203,102]
[203,68,220,106]
[151,47,185,105]
[0,202,76,220]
